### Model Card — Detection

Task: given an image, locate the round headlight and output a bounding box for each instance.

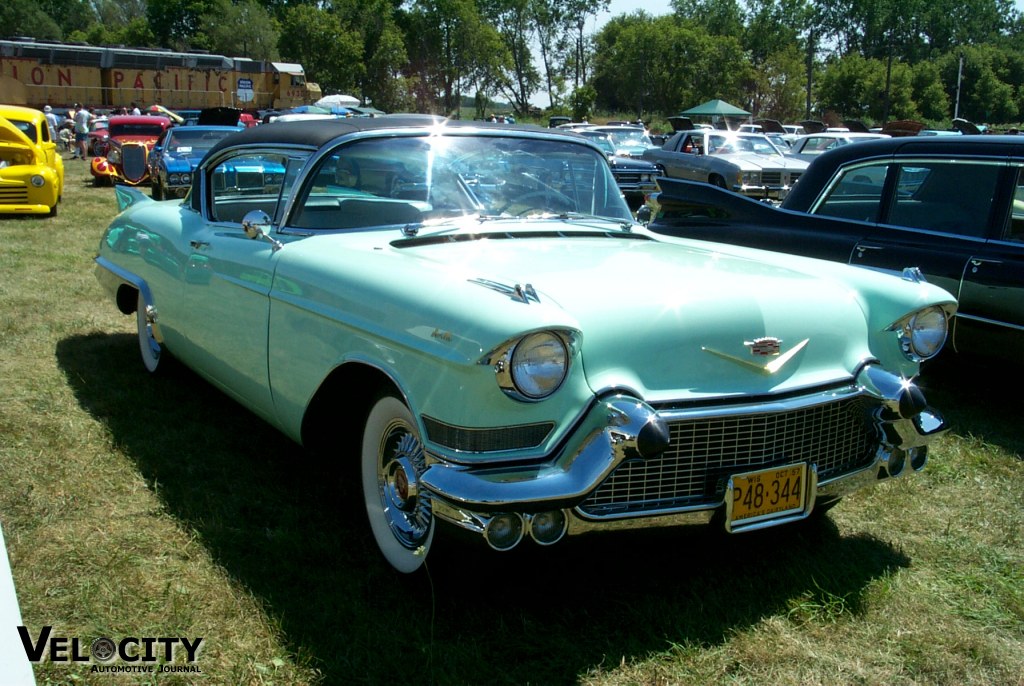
[107,148,121,164]
[30,175,45,188]
[181,173,191,185]
[168,174,180,185]
[510,332,568,399]
[902,306,948,360]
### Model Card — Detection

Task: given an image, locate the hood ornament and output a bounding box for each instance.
[703,338,809,375]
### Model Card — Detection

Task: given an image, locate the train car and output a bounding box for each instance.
[0,38,320,111]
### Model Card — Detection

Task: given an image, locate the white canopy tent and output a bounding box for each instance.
[315,94,360,109]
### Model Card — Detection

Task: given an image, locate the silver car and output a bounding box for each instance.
[644,130,808,200]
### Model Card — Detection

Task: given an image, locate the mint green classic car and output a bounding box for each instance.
[95,116,956,573]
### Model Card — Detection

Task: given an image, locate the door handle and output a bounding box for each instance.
[190,240,209,249]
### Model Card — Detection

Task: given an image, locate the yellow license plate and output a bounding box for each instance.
[730,463,807,524]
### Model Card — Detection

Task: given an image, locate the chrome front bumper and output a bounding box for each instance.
[419,364,947,549]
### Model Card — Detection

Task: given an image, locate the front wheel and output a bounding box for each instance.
[361,394,434,573]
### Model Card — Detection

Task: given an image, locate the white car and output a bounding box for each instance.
[786,132,890,162]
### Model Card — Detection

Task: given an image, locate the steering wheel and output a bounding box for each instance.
[498,189,577,216]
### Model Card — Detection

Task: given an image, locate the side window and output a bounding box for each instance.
[887,162,997,237]
[811,162,888,222]
[1003,167,1024,242]
[208,153,289,224]
[291,144,428,231]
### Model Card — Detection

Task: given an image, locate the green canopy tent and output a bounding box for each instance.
[678,99,751,117]
[677,100,751,130]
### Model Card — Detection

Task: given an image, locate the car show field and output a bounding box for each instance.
[0,148,1022,685]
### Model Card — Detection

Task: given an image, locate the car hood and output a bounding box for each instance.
[715,153,808,171]
[162,151,206,168]
[285,225,927,402]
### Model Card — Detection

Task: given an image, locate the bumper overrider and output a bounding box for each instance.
[418,364,946,551]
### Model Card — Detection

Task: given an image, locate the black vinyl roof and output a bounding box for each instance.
[205,115,569,158]
[784,134,1024,211]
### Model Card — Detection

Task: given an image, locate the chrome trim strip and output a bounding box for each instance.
[954,312,1024,331]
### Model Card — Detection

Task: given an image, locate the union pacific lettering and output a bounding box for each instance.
[108,69,229,92]
[0,39,318,110]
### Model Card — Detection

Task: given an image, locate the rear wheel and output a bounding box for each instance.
[136,291,163,374]
[361,394,434,573]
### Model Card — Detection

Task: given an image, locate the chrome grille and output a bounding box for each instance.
[122,144,148,182]
[790,172,802,184]
[762,171,782,186]
[613,171,643,183]
[579,396,876,517]
[423,417,554,452]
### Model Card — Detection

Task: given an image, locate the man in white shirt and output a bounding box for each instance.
[72,104,93,159]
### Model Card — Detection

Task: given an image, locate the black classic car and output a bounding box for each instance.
[646,135,1024,363]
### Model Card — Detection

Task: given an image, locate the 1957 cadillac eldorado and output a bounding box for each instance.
[95,116,955,573]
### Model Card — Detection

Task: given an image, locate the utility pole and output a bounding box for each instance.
[954,54,964,119]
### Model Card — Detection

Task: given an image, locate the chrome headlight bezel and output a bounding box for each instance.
[483,330,577,402]
[107,147,121,165]
[739,170,761,186]
[891,305,950,362]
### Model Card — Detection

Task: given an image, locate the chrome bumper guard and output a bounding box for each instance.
[421,364,947,546]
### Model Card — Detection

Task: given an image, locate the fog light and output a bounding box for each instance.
[30,175,45,188]
[528,510,567,546]
[484,513,523,551]
[888,449,906,477]
[910,447,928,471]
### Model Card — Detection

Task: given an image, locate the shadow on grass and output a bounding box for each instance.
[917,354,1024,458]
[58,331,913,685]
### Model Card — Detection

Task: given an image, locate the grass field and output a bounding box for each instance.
[0,158,1021,685]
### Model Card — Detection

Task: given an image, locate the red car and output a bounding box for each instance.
[91,115,172,185]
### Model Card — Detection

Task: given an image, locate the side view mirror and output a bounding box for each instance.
[635,205,652,224]
[241,210,283,251]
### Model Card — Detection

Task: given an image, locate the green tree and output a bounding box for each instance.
[1,0,63,40]
[671,0,744,36]
[204,0,279,60]
[147,0,215,50]
[481,0,541,117]
[277,4,363,95]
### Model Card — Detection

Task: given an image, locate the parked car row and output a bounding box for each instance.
[646,134,1024,364]
[96,115,954,574]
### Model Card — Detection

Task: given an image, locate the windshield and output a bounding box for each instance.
[707,134,783,155]
[165,129,235,153]
[7,119,37,143]
[600,129,655,149]
[290,134,633,231]
[109,124,166,138]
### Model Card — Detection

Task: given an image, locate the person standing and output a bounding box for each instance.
[72,104,93,159]
[43,105,59,141]
[130,102,141,115]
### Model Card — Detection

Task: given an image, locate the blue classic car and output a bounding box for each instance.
[96,116,955,573]
[148,125,245,199]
